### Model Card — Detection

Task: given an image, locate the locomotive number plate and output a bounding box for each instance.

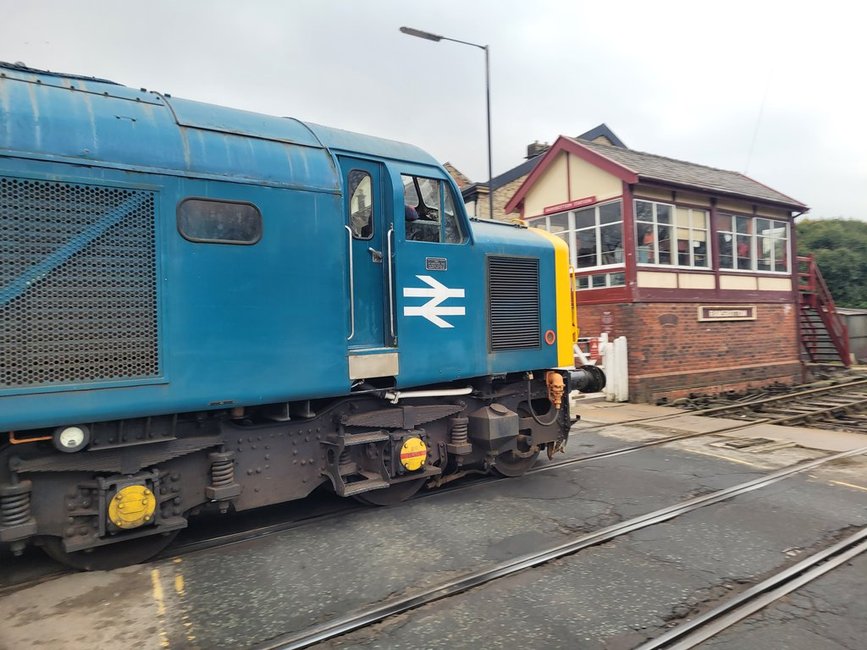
[425,257,447,271]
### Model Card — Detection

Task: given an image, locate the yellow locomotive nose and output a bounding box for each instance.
[398,438,427,472]
[527,227,577,367]
[108,485,156,529]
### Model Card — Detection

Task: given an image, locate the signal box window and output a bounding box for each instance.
[402,174,465,244]
[529,200,623,269]
[348,170,374,239]
[177,198,262,245]
[635,200,709,268]
[718,214,789,272]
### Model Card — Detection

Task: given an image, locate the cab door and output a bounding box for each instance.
[340,157,398,380]
[394,171,478,386]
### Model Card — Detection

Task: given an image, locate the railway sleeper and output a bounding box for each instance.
[807,399,864,407]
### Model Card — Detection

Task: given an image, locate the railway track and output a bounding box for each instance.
[2,381,863,597]
[3,396,865,648]
[638,526,867,649]
[256,443,867,649]
[0,409,770,594]
[687,377,867,433]
[0,500,360,597]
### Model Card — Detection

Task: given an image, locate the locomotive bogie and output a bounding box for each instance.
[2,373,578,562]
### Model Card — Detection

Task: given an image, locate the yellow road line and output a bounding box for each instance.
[828,480,867,493]
[171,558,198,645]
[684,448,768,469]
[150,568,170,648]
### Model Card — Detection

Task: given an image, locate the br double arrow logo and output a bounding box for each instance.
[402,275,466,328]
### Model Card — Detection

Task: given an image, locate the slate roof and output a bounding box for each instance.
[572,137,805,208]
[462,124,626,197]
[576,123,626,148]
[489,156,541,191]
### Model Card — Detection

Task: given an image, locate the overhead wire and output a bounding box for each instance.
[744,68,774,174]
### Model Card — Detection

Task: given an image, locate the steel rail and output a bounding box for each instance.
[0,403,825,593]
[528,418,773,475]
[255,444,867,650]
[164,505,355,558]
[0,385,844,594]
[0,423,718,593]
[693,378,867,416]
[571,377,867,433]
[772,397,867,424]
[637,527,867,650]
[164,425,739,557]
[1,388,858,594]
[0,567,68,597]
[422,414,779,498]
[0,504,360,596]
[171,425,737,556]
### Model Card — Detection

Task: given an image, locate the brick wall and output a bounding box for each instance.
[473,175,529,221]
[443,162,471,189]
[577,301,802,403]
[493,177,527,220]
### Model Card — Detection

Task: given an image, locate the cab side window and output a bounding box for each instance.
[402,174,465,244]
[177,198,262,245]
[348,170,373,239]
[442,184,464,244]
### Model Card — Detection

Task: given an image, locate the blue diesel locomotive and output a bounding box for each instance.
[0,63,604,569]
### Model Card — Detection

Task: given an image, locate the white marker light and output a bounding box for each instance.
[59,426,85,448]
[53,425,90,453]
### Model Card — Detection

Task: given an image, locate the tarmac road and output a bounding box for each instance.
[0,404,864,650]
[700,553,867,650]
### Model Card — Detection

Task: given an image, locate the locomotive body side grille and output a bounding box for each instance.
[0,176,159,389]
[487,256,541,351]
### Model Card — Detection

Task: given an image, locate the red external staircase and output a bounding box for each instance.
[797,255,850,366]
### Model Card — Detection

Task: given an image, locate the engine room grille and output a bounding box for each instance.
[487,256,541,351]
[0,177,159,389]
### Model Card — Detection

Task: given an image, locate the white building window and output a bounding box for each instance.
[757,218,790,272]
[718,214,789,273]
[530,200,623,269]
[674,206,710,268]
[464,199,477,218]
[576,271,626,289]
[635,200,710,269]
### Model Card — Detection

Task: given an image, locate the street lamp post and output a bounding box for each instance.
[400,26,494,221]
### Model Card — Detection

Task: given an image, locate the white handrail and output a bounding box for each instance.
[345,225,355,341]
[383,387,472,404]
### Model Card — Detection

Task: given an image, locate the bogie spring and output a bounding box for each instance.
[450,417,469,446]
[0,480,33,527]
[209,452,235,487]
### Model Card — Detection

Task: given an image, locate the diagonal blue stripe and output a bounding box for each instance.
[0,193,149,307]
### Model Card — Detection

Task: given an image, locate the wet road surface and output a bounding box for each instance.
[1,413,864,649]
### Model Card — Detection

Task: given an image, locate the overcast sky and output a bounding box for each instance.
[2,0,864,218]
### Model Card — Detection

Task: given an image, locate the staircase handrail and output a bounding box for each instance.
[797,254,850,365]
[796,255,816,294]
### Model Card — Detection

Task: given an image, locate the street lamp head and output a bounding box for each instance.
[399,25,493,221]
[399,26,443,42]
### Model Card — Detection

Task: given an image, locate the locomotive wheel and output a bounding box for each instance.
[493,449,541,478]
[353,477,426,506]
[40,530,180,571]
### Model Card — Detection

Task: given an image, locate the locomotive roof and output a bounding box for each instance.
[303,122,440,168]
[0,62,441,189]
